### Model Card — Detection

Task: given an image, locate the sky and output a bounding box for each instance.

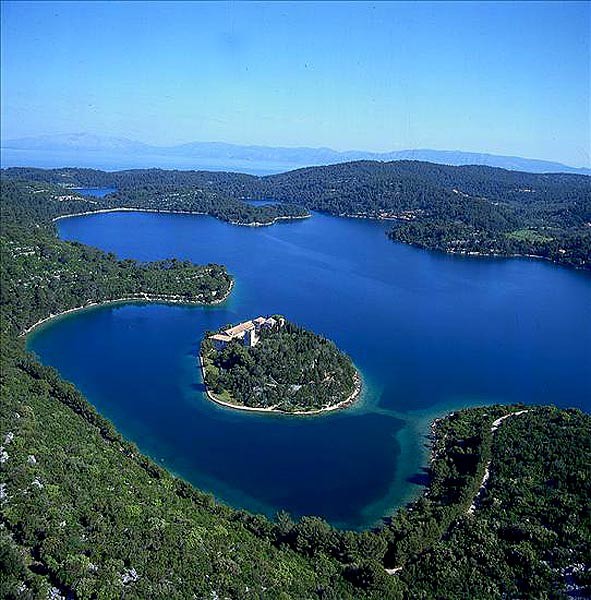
[1,1,589,167]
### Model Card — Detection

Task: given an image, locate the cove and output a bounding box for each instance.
[73,187,117,198]
[28,210,591,529]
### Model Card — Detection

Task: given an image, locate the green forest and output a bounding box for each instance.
[4,161,589,268]
[0,168,309,226]
[0,180,233,335]
[1,171,590,598]
[252,162,591,269]
[201,318,358,412]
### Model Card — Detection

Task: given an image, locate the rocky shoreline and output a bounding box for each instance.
[53,207,310,227]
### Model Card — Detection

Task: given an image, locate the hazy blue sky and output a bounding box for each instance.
[1,1,589,166]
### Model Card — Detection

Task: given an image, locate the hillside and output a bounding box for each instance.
[0,173,308,227]
[4,162,589,268]
[0,175,590,598]
[252,161,591,268]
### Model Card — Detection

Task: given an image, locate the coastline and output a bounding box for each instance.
[331,212,587,271]
[198,354,362,416]
[228,213,311,227]
[52,207,209,222]
[53,207,583,270]
[52,207,311,227]
[19,279,234,338]
[390,238,588,271]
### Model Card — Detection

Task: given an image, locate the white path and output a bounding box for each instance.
[467,410,530,514]
[386,408,530,575]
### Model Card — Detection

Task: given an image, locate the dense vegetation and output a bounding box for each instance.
[394,407,591,598]
[250,161,591,269]
[201,318,359,412]
[0,168,308,226]
[1,335,340,599]
[1,171,590,598]
[0,180,233,335]
[3,349,589,599]
[4,161,589,268]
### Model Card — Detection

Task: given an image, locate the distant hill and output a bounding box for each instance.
[1,133,152,153]
[2,133,589,175]
[3,161,589,269]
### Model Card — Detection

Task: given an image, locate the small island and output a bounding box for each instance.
[199,316,361,414]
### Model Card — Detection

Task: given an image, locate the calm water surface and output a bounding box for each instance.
[74,187,117,198]
[28,210,591,529]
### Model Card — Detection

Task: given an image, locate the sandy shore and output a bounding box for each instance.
[19,280,234,337]
[199,355,362,416]
[52,207,211,222]
[53,207,310,227]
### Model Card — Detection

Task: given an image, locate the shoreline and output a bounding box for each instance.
[52,207,311,227]
[390,238,588,271]
[19,279,234,338]
[53,208,584,269]
[198,354,362,416]
[330,212,587,271]
[52,208,209,222]
[228,213,311,227]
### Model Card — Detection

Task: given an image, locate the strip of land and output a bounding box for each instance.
[53,207,311,227]
[20,280,234,337]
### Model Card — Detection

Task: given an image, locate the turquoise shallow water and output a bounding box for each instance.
[28,210,591,529]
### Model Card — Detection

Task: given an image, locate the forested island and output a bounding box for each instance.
[1,170,590,598]
[3,161,590,269]
[200,316,360,413]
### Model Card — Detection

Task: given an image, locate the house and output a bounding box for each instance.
[209,316,281,349]
[210,333,233,349]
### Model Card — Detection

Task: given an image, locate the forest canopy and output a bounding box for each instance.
[1,170,589,598]
[201,317,359,413]
[4,161,589,268]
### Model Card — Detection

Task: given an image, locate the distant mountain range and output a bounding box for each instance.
[2,132,589,175]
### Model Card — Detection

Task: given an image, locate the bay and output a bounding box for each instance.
[27,210,591,529]
[73,187,117,198]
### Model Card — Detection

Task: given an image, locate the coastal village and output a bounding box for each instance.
[209,315,284,349]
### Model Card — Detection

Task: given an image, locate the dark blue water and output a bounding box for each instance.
[73,187,117,198]
[28,211,591,529]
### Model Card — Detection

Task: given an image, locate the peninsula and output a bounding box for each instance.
[200,316,361,414]
[0,179,234,335]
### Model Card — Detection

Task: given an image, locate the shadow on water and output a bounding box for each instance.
[406,469,431,487]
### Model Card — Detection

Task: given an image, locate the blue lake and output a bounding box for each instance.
[28,210,591,529]
[74,187,117,198]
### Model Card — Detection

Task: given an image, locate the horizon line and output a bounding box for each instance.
[1,132,589,171]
